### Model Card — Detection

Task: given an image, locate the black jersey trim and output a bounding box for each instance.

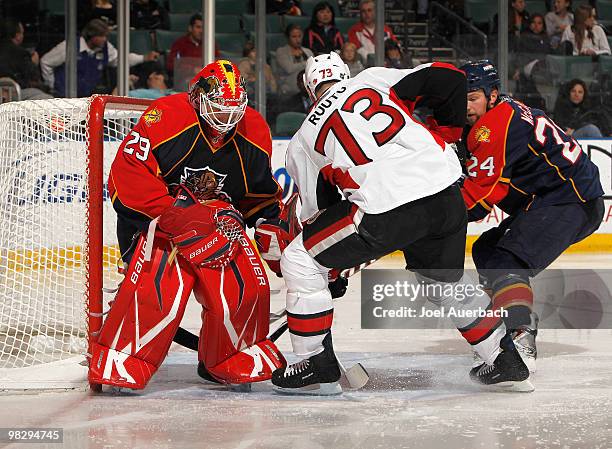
[162,133,201,178]
[527,144,587,202]
[152,122,199,151]
[233,140,250,193]
[236,130,272,160]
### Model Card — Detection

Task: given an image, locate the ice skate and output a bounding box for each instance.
[470,336,534,392]
[472,350,484,369]
[272,333,342,396]
[473,313,538,373]
[511,313,538,373]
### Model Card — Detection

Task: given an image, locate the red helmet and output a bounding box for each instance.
[188,60,248,133]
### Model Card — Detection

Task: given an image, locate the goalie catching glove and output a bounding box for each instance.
[157,197,244,268]
[254,193,301,276]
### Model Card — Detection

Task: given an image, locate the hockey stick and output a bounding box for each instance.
[172,258,378,351]
[172,306,287,351]
[338,359,370,390]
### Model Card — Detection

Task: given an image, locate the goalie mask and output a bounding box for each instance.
[189,60,248,133]
[303,52,350,102]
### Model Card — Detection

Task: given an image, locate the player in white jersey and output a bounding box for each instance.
[271,53,534,395]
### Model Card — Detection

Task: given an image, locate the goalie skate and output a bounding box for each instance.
[272,333,342,396]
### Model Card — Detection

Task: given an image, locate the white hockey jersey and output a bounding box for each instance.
[286,62,467,222]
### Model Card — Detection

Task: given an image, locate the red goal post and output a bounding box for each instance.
[87,96,152,391]
[0,95,152,390]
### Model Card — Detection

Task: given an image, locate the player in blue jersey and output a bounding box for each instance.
[459,60,604,386]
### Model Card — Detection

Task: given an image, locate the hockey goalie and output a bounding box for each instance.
[89,60,293,389]
[88,188,286,389]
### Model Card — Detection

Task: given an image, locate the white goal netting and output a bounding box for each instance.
[0,97,149,385]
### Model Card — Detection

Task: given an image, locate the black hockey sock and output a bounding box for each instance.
[504,305,533,332]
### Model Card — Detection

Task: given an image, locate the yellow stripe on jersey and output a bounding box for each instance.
[528,144,586,202]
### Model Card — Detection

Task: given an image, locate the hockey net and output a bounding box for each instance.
[0,96,151,389]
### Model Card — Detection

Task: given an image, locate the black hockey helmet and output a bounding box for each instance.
[459,60,501,97]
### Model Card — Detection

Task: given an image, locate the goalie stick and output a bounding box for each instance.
[174,259,376,390]
[172,258,377,351]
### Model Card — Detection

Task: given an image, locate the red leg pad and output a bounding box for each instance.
[207,339,286,384]
[194,235,285,383]
[89,341,158,389]
[89,234,196,389]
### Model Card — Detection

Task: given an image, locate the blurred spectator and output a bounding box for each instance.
[553,79,609,137]
[511,0,530,33]
[238,41,279,121]
[303,1,344,55]
[128,64,176,99]
[89,0,117,30]
[40,19,159,97]
[494,0,530,37]
[268,0,302,15]
[276,24,313,95]
[249,0,303,15]
[348,0,398,61]
[512,13,552,111]
[561,5,611,56]
[278,69,312,114]
[416,0,429,22]
[384,40,413,69]
[545,0,573,49]
[0,19,52,100]
[519,13,552,55]
[131,0,169,30]
[167,13,219,74]
[238,41,278,96]
[340,42,364,76]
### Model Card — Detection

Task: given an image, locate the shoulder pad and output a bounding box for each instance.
[468,102,514,148]
[138,93,199,147]
[236,107,272,157]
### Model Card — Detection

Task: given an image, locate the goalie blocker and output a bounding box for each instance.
[88,188,285,390]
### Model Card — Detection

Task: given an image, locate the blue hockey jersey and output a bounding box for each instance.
[461,96,604,221]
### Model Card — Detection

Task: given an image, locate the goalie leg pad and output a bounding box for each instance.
[194,235,285,383]
[89,233,196,389]
[207,339,285,384]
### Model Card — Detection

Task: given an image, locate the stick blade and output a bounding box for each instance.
[344,363,370,390]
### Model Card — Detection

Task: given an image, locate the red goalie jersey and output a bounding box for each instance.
[108,93,282,256]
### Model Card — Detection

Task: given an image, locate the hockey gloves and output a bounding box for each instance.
[425,116,463,144]
[158,200,243,268]
[254,218,292,276]
[254,193,302,277]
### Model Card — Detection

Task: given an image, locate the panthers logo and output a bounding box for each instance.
[201,76,222,96]
[143,108,162,126]
[180,167,231,202]
[475,126,491,143]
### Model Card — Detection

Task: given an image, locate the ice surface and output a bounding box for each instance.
[1,255,611,449]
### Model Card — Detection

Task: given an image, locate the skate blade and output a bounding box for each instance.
[485,379,535,393]
[273,382,343,396]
